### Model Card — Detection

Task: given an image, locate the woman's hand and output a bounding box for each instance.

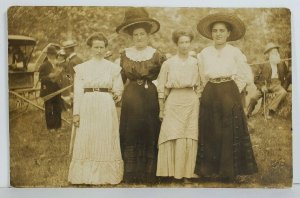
[73,115,80,127]
[159,110,164,121]
[261,85,268,93]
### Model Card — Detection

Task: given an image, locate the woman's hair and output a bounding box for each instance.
[124,22,152,36]
[86,32,108,47]
[172,29,194,44]
[209,21,232,32]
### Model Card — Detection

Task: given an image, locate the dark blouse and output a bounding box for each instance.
[120,50,166,83]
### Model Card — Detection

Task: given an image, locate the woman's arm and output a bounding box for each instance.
[112,65,124,104]
[157,60,170,119]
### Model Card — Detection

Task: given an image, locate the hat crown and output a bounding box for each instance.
[116,7,160,34]
[62,40,77,48]
[46,46,57,54]
[123,7,150,22]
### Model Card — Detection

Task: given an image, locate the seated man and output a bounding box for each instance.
[247,42,288,119]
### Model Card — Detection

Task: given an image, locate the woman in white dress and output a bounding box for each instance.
[68,32,124,185]
[156,29,201,180]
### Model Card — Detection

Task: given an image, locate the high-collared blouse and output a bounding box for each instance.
[119,46,166,82]
[157,54,201,99]
[197,44,253,91]
[73,58,123,115]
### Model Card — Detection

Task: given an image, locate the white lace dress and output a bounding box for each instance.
[68,58,124,185]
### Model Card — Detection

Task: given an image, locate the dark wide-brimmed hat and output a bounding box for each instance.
[197,13,246,41]
[61,40,78,49]
[264,42,280,54]
[116,7,160,35]
[46,46,57,55]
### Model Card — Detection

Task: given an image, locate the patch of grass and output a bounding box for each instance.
[10,107,292,188]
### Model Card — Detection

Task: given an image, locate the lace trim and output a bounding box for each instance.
[125,46,156,62]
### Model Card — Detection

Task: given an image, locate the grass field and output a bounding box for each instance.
[9,95,292,188]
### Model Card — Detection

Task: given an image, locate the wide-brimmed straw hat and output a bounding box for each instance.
[264,42,280,54]
[197,13,246,41]
[116,7,160,35]
[61,40,78,49]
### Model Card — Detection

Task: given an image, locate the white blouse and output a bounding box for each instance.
[73,58,123,115]
[157,55,201,99]
[197,44,253,92]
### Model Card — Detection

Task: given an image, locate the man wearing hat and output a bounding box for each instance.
[39,45,63,132]
[247,42,288,119]
[62,40,83,79]
[61,40,83,109]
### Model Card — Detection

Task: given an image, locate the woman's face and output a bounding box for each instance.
[90,40,106,58]
[211,22,231,45]
[177,35,191,55]
[132,28,149,49]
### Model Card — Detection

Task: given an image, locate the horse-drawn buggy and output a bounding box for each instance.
[8,35,61,120]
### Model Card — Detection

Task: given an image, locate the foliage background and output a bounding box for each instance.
[8,7,291,64]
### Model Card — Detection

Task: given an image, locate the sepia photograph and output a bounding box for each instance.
[7,6,292,188]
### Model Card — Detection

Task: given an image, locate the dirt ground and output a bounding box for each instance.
[9,95,292,188]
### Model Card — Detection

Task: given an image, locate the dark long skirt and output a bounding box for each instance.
[120,81,160,183]
[195,80,258,179]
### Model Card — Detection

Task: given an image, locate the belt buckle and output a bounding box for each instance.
[93,88,100,92]
[136,79,144,85]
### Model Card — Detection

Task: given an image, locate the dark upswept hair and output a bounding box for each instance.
[86,32,108,47]
[172,29,194,44]
[124,22,152,36]
[209,21,233,32]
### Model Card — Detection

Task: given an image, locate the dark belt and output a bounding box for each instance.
[84,88,109,93]
[209,76,232,83]
[130,79,146,85]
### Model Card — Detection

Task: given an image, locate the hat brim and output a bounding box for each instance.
[116,18,160,35]
[197,13,246,41]
[264,46,280,54]
[62,44,78,49]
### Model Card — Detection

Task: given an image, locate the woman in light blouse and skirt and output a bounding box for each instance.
[195,13,258,181]
[156,29,200,180]
[68,32,124,185]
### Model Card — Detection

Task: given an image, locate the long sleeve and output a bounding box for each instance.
[72,67,84,115]
[157,61,170,100]
[112,65,124,102]
[197,52,208,93]
[233,50,254,92]
[39,63,51,82]
[147,52,166,81]
[194,63,202,98]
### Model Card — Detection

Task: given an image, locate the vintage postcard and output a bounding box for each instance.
[8,6,292,188]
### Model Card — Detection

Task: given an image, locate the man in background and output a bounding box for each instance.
[247,42,288,119]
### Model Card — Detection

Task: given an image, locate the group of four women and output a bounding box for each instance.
[67,7,258,185]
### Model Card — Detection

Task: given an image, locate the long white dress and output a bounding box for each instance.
[68,58,124,185]
[156,55,201,179]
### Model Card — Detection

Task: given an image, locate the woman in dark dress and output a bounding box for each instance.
[195,13,258,181]
[116,7,166,184]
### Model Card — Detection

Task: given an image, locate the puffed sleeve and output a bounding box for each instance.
[147,51,167,81]
[233,49,254,92]
[111,64,124,102]
[157,60,170,99]
[73,65,84,115]
[197,52,208,94]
